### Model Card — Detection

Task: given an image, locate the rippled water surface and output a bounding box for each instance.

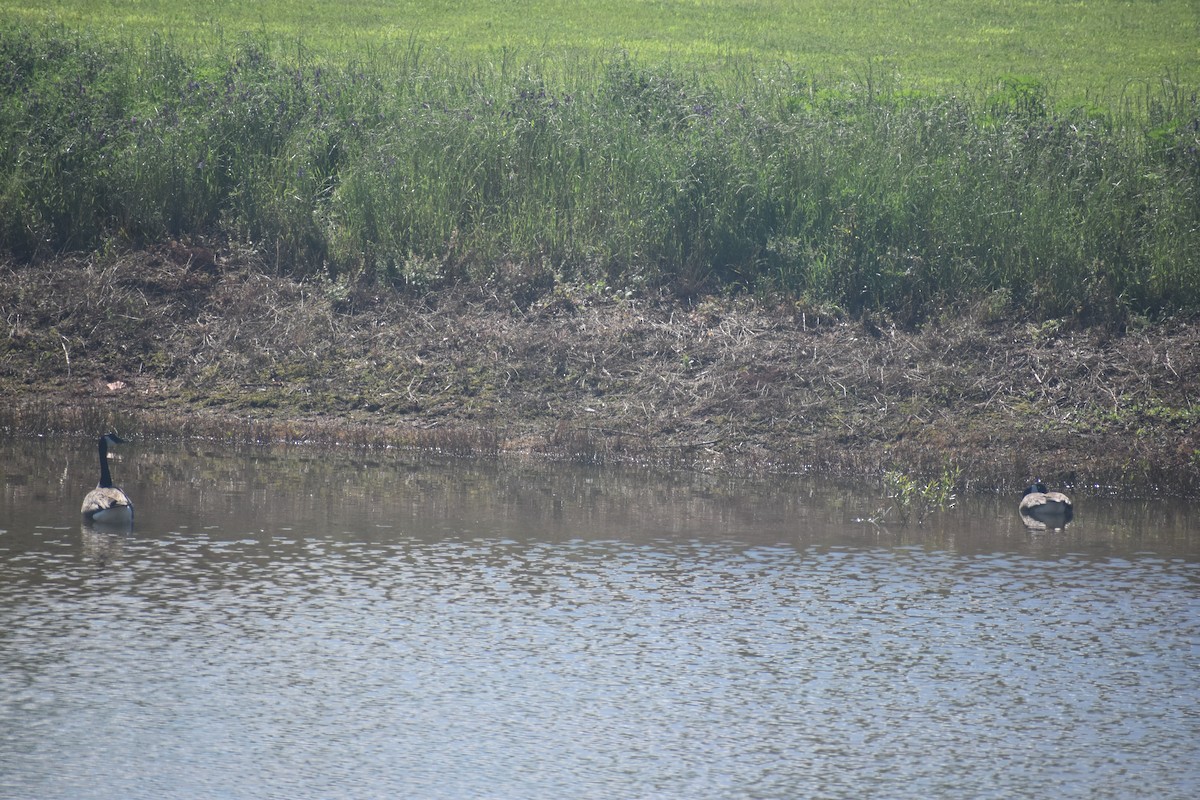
[2,437,1198,799]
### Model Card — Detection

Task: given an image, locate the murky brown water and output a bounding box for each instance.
[2,436,1198,799]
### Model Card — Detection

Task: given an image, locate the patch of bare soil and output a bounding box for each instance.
[2,243,1197,497]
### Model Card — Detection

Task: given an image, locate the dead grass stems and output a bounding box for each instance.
[2,249,1197,497]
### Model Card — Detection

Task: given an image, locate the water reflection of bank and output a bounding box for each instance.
[1,437,1197,561]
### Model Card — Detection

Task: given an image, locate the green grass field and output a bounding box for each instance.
[4,0,1197,99]
[2,3,1198,322]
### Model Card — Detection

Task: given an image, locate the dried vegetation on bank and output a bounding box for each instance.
[3,243,1197,497]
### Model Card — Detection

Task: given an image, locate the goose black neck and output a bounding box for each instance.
[97,436,114,488]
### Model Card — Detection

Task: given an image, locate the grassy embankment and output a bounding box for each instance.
[1,3,1198,492]
[2,17,1198,322]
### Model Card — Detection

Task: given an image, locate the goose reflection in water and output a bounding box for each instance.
[80,524,126,568]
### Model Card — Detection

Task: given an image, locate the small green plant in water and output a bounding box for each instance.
[883,464,961,525]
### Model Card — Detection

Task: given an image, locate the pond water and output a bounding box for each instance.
[1,436,1198,799]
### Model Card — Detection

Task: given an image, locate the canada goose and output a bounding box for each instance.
[81,433,134,524]
[1019,480,1072,527]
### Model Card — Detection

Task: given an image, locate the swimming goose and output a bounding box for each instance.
[81,433,134,524]
[1019,480,1072,527]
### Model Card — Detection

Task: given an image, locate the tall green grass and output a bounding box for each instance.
[2,24,1198,321]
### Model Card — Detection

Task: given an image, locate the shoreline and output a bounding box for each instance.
[3,244,1198,498]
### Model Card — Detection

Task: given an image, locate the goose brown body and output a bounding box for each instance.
[1019,480,1072,526]
[81,433,133,524]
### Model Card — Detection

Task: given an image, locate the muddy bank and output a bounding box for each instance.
[2,243,1197,497]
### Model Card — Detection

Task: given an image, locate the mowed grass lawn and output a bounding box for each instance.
[4,0,1198,99]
